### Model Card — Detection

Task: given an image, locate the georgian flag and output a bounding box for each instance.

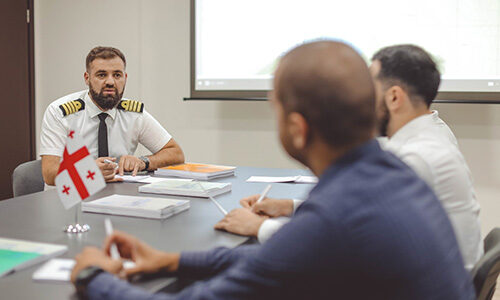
[55,130,106,209]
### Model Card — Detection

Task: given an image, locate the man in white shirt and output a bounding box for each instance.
[40,47,184,185]
[215,44,483,271]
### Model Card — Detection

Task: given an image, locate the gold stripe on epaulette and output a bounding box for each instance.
[69,101,76,114]
[59,99,85,116]
[118,100,144,113]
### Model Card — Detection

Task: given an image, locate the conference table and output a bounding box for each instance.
[0,166,314,299]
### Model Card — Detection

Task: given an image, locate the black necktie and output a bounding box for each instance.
[98,113,109,157]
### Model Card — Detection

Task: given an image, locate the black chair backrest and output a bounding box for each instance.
[471,228,500,300]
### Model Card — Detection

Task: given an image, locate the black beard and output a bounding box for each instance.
[89,84,123,110]
[377,102,390,137]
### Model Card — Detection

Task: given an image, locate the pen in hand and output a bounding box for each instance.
[103,158,119,170]
[256,184,272,204]
[104,218,120,260]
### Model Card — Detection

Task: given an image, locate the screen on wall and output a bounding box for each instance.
[192,0,500,100]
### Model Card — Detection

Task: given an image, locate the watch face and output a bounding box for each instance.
[76,266,103,287]
[78,266,98,280]
[139,156,150,170]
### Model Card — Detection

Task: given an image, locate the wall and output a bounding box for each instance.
[35,0,499,234]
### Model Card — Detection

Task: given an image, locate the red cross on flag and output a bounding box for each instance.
[55,130,106,209]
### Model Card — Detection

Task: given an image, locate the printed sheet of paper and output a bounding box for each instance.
[246,176,318,184]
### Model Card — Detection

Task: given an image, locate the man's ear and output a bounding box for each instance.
[287,112,309,150]
[84,71,90,86]
[384,86,407,112]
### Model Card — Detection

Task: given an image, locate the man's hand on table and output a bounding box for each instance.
[214,208,268,237]
[71,230,180,286]
[95,157,122,182]
[70,247,122,283]
[240,195,294,217]
[103,230,180,278]
[118,155,146,176]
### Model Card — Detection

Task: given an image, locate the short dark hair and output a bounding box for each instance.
[372,44,440,107]
[277,41,375,149]
[86,46,126,71]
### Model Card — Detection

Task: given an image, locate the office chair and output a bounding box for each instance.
[484,228,500,253]
[471,227,500,300]
[12,160,44,197]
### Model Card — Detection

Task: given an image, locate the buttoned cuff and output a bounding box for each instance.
[292,199,305,214]
[257,216,291,243]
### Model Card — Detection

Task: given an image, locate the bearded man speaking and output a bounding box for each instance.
[40,47,184,185]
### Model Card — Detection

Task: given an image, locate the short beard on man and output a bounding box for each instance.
[89,82,124,110]
[377,101,390,137]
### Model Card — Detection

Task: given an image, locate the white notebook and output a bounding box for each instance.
[138,181,231,198]
[82,194,190,219]
[33,259,136,283]
[32,259,75,282]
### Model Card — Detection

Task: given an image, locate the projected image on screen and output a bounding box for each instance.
[195,0,500,93]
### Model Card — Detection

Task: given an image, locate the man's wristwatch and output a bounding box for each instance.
[139,156,150,171]
[75,266,104,299]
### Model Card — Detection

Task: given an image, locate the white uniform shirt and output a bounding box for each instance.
[382,110,483,271]
[40,90,172,159]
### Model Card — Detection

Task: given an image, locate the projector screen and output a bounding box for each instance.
[191,0,500,101]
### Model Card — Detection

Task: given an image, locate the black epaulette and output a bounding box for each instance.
[59,99,85,116]
[117,100,144,113]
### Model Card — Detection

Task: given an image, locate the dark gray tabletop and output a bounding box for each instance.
[0,166,314,299]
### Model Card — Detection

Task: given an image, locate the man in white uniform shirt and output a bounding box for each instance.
[40,47,184,185]
[216,44,483,271]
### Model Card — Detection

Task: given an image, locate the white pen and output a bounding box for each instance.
[208,195,228,215]
[104,218,120,260]
[103,158,119,170]
[256,184,272,203]
[194,181,228,215]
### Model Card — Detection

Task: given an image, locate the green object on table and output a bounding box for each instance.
[0,249,41,276]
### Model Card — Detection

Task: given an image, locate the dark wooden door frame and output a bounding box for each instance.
[0,0,36,199]
[28,0,36,160]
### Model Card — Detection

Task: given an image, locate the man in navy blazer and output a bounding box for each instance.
[70,41,475,300]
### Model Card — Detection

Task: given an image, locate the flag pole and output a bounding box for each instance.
[63,202,90,233]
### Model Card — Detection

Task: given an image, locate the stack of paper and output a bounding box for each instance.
[246,175,318,184]
[154,163,236,180]
[0,238,67,278]
[82,194,190,219]
[139,181,231,198]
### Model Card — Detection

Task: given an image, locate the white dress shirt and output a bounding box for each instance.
[257,199,304,243]
[258,111,482,271]
[381,110,483,271]
[40,90,172,159]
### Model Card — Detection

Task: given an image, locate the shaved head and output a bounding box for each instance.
[274,41,375,149]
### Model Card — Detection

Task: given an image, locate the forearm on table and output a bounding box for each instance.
[148,142,184,170]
